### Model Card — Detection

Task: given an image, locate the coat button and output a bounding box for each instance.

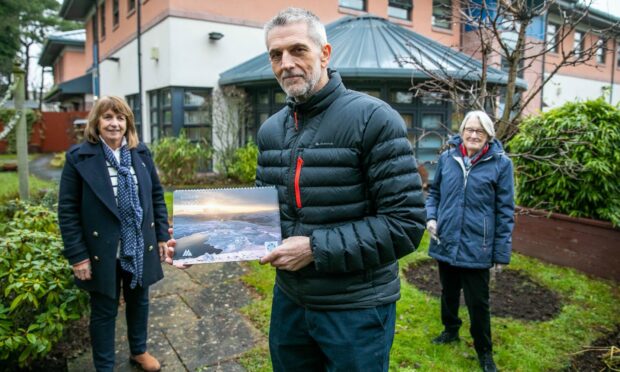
[93,231,99,237]
[148,245,154,251]
[150,222,155,228]
[94,256,100,261]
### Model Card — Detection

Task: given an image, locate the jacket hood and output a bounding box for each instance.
[447,134,505,157]
[286,69,345,118]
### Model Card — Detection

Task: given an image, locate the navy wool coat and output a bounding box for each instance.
[58,141,169,298]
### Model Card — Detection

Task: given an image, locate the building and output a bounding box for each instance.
[56,0,620,173]
[38,29,94,111]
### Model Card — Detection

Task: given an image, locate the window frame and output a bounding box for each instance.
[573,30,585,57]
[100,3,106,39]
[432,0,452,30]
[125,94,142,140]
[338,0,366,11]
[546,22,559,53]
[112,0,120,28]
[388,0,412,21]
[128,0,136,13]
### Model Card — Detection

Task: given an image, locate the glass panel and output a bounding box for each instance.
[391,90,413,104]
[400,114,413,128]
[388,6,409,20]
[275,92,287,104]
[162,126,173,137]
[407,131,416,146]
[163,110,172,124]
[339,0,364,10]
[432,0,452,29]
[184,110,209,125]
[259,113,269,124]
[421,93,443,106]
[161,89,171,106]
[150,111,158,124]
[149,93,158,108]
[418,133,443,149]
[257,91,269,105]
[184,126,212,142]
[184,90,209,106]
[151,126,159,142]
[360,90,381,98]
[422,114,442,129]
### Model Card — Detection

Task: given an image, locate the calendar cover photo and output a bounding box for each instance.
[172,187,282,265]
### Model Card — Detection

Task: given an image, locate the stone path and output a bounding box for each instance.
[67,262,263,371]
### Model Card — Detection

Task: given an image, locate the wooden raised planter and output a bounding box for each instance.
[513,206,620,282]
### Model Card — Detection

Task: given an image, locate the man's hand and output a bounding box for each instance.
[164,227,191,269]
[491,263,504,273]
[72,259,92,280]
[259,236,314,271]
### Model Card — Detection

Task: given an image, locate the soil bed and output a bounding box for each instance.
[403,260,562,321]
[567,327,620,371]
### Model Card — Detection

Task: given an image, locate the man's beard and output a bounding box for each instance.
[279,65,322,102]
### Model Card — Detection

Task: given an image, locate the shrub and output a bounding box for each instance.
[0,201,88,367]
[151,132,212,185]
[228,140,258,183]
[508,98,620,226]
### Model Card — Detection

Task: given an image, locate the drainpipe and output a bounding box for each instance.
[540,13,547,111]
[611,39,616,104]
[137,0,144,140]
[93,3,100,98]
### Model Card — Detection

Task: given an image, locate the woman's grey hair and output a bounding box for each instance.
[264,7,327,48]
[459,110,495,139]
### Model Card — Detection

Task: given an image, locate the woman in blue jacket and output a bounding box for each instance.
[58,96,169,372]
[425,110,514,372]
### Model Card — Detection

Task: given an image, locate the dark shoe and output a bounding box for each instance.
[130,352,161,372]
[431,330,460,344]
[478,351,497,372]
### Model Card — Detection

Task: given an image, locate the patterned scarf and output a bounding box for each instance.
[102,142,144,288]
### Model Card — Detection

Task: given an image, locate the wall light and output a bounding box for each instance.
[208,32,224,41]
[105,56,120,63]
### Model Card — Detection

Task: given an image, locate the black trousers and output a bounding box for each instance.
[89,261,150,371]
[437,260,492,355]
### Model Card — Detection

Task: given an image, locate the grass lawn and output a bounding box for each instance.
[0,172,56,200]
[236,234,620,371]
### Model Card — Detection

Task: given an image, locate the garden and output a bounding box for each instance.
[0,98,618,371]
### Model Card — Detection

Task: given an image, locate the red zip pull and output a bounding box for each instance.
[294,156,304,208]
[294,111,298,131]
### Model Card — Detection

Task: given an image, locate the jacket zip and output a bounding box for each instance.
[294,156,304,208]
[483,218,487,247]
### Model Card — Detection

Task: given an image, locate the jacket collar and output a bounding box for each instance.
[286,69,345,118]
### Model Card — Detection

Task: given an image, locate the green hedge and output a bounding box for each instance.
[0,201,88,367]
[508,98,620,226]
[151,132,212,185]
[228,140,258,183]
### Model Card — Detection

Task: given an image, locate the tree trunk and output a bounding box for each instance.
[23,44,30,100]
[13,63,29,200]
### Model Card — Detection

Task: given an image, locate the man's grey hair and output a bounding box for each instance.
[459,110,496,139]
[264,7,328,48]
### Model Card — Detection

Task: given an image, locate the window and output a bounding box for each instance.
[573,31,584,57]
[596,38,606,64]
[126,94,142,140]
[339,0,365,11]
[546,23,558,53]
[100,3,106,38]
[432,0,452,30]
[388,0,412,20]
[128,0,136,13]
[617,43,620,68]
[182,89,212,143]
[113,0,119,27]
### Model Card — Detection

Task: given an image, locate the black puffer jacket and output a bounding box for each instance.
[256,70,426,310]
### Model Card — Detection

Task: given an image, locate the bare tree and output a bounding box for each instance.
[401,0,620,140]
[210,86,252,176]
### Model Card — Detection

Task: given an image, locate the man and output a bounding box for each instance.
[256,8,426,371]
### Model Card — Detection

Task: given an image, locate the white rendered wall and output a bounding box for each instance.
[543,73,620,110]
[99,17,266,142]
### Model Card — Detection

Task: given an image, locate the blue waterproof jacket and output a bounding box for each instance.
[426,135,515,268]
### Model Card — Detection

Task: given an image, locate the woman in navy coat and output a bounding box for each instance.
[425,110,514,372]
[58,96,169,372]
